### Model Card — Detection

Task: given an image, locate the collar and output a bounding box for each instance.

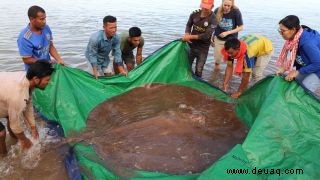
[103,31,114,41]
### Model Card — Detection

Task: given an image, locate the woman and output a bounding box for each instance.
[276,15,320,93]
[212,0,243,70]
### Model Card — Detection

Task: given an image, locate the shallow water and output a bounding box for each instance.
[82,84,248,175]
[0,120,68,180]
[1,0,319,94]
[0,0,319,72]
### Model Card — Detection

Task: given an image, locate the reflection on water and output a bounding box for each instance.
[1,0,319,94]
[81,84,248,175]
[0,0,319,72]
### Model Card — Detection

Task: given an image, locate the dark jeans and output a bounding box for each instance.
[188,48,209,77]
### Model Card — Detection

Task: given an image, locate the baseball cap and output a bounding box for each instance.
[200,0,214,10]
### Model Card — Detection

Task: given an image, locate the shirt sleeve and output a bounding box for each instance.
[185,13,193,33]
[113,36,123,65]
[46,25,53,41]
[86,35,99,67]
[299,43,320,74]
[235,9,244,26]
[7,98,26,134]
[23,97,35,128]
[17,35,33,57]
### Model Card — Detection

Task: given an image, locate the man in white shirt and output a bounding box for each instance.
[0,61,54,156]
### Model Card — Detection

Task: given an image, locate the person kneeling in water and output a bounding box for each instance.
[0,61,54,156]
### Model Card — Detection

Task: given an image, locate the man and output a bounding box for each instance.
[0,61,54,156]
[85,15,127,79]
[120,27,144,72]
[182,0,217,77]
[222,35,273,98]
[17,5,64,71]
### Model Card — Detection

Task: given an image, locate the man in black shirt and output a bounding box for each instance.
[182,0,217,77]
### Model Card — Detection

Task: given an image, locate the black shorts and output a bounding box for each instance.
[122,52,135,65]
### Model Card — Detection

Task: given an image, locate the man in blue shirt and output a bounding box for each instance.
[17,5,64,71]
[85,15,127,79]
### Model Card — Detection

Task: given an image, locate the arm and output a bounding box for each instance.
[219,25,244,38]
[182,13,195,43]
[182,34,199,42]
[183,21,216,42]
[86,37,99,79]
[113,36,127,76]
[298,43,320,74]
[223,61,234,91]
[276,66,286,75]
[15,132,32,150]
[49,41,64,65]
[17,35,37,64]
[22,98,38,139]
[185,13,193,34]
[285,43,320,81]
[22,57,38,65]
[8,101,32,150]
[231,54,252,98]
[136,47,143,65]
[219,9,244,38]
[231,72,250,98]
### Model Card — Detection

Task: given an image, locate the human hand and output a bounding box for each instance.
[20,137,33,150]
[136,56,143,65]
[58,59,65,66]
[30,126,39,140]
[119,69,128,77]
[117,66,128,77]
[182,34,192,43]
[231,91,242,99]
[219,32,229,38]
[285,70,299,81]
[223,83,229,91]
[276,67,286,75]
[92,68,99,79]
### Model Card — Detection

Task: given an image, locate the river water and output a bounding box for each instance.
[0,0,319,72]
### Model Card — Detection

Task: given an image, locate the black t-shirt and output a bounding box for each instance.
[214,8,243,41]
[185,9,218,50]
